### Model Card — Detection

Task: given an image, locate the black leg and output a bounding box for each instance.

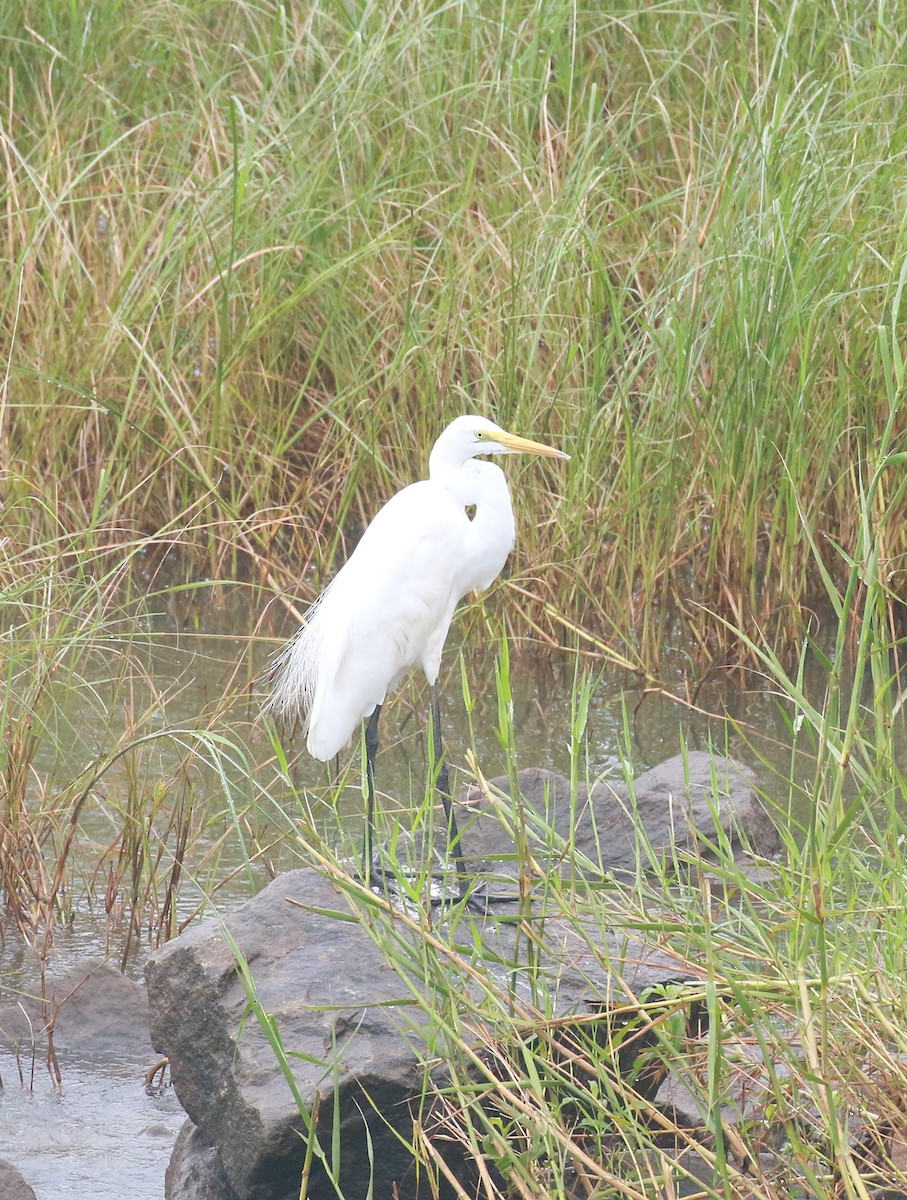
[429,684,467,883]
[363,704,381,887]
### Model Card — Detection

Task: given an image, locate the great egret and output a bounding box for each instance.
[267,414,569,884]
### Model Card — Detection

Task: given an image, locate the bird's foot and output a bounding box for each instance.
[350,852,482,909]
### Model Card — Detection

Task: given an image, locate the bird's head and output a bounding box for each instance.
[431,415,570,472]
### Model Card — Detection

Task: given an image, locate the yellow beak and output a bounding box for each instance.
[487,429,570,460]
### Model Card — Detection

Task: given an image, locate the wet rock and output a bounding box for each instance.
[147,869,442,1200]
[148,867,697,1200]
[0,957,153,1064]
[457,751,777,879]
[0,1159,37,1200]
[166,1121,239,1200]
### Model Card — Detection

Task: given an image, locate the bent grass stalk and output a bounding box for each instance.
[5,2,907,1191]
[3,0,907,661]
[246,558,907,1200]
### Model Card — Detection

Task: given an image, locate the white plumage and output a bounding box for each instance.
[267,414,568,765]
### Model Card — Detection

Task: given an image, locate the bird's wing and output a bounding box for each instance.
[304,481,470,760]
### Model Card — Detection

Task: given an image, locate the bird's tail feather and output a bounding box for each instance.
[263,595,326,726]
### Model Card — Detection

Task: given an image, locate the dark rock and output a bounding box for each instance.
[166,1121,239,1200]
[147,869,441,1200]
[669,1148,723,1198]
[148,868,697,1200]
[0,957,153,1064]
[457,751,777,879]
[150,752,767,1198]
[0,1159,37,1200]
[656,1056,772,1131]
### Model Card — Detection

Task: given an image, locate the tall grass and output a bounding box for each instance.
[4,6,907,1187]
[252,365,907,1199]
[2,1,906,662]
[0,519,275,960]
[257,684,907,1200]
[224,285,907,1198]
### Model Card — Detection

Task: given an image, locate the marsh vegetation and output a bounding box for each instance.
[3,1,907,1196]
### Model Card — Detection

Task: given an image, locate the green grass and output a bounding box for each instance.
[245,277,907,1197]
[2,1,907,660]
[251,476,907,1199]
[4,4,907,1194]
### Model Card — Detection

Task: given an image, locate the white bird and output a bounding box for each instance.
[267,414,569,883]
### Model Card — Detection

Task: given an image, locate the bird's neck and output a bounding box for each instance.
[428,456,515,542]
[437,459,516,593]
[427,441,462,485]
[429,454,490,500]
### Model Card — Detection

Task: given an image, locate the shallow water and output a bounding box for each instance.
[0,583,813,1197]
[0,1054,185,1199]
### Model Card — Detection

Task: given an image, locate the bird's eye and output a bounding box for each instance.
[475,431,485,440]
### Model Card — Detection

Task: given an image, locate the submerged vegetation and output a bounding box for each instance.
[4,1,907,1197]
